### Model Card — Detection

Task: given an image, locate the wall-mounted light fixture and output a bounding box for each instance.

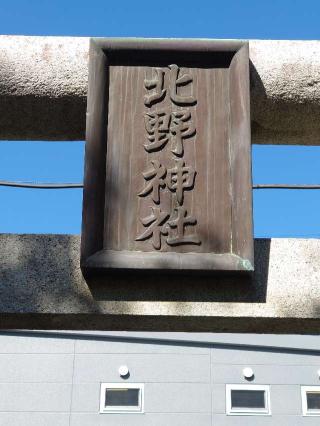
[119,365,129,378]
[243,367,254,380]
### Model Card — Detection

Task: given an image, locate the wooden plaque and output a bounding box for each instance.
[81,38,253,274]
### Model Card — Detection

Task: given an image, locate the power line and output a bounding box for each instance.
[0,181,83,189]
[253,184,320,189]
[0,181,319,190]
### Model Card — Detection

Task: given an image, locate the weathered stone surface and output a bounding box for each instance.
[1,234,320,333]
[1,37,320,144]
[0,36,89,140]
[250,40,320,145]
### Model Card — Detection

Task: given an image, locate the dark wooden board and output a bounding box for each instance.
[81,38,253,274]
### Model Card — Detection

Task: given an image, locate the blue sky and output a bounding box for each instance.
[1,0,320,39]
[0,0,319,237]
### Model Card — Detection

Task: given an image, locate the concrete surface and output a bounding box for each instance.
[1,36,320,144]
[0,234,320,332]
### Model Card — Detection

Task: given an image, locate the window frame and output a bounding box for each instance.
[301,386,320,416]
[99,383,144,414]
[226,384,271,416]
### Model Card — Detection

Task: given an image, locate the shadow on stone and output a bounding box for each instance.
[85,239,270,303]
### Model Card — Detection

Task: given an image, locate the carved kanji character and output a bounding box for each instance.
[169,64,196,106]
[167,159,196,205]
[144,68,166,107]
[136,207,169,250]
[167,206,200,246]
[138,160,167,204]
[170,110,196,156]
[144,111,171,153]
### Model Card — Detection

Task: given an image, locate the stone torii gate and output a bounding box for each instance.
[0,36,319,332]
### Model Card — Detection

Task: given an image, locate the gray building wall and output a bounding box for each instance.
[0,331,319,425]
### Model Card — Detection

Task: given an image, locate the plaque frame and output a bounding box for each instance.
[81,38,253,274]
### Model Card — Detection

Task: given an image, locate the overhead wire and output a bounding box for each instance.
[0,181,319,190]
[253,184,320,189]
[0,181,83,189]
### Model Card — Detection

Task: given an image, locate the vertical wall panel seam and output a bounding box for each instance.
[210,347,213,425]
[68,339,76,425]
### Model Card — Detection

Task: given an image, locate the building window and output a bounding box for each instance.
[301,386,320,416]
[100,383,144,414]
[226,384,271,415]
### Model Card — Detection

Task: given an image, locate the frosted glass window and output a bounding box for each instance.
[226,385,271,415]
[100,383,144,414]
[105,388,140,407]
[302,386,320,416]
[307,392,320,410]
[231,389,265,409]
